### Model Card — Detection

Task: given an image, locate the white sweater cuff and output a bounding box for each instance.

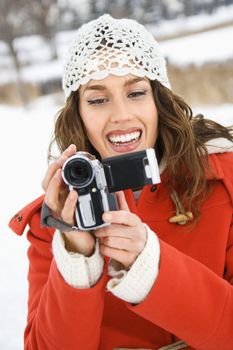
[52,230,104,288]
[107,224,160,304]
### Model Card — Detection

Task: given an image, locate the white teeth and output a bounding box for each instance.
[108,131,141,145]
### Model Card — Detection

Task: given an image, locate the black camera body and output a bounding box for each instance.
[62,149,160,230]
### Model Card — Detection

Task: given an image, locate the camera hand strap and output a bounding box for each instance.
[41,202,79,232]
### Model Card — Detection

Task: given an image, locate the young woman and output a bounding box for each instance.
[9,14,233,350]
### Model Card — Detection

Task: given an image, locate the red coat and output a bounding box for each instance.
[9,153,233,350]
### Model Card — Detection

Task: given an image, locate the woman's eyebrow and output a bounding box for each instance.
[82,77,148,95]
[124,77,148,87]
[82,84,107,95]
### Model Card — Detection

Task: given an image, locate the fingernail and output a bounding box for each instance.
[68,144,76,150]
[103,212,111,222]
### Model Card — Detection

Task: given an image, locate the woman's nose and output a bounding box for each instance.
[109,99,133,123]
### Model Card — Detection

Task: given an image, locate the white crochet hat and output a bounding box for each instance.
[62,14,170,99]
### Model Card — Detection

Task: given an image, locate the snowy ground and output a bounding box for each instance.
[0,94,232,349]
[0,95,57,350]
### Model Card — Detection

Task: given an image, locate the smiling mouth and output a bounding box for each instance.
[107,130,142,146]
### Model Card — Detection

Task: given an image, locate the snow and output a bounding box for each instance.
[148,4,233,38]
[0,95,57,350]
[0,60,64,85]
[2,24,233,85]
[0,94,232,349]
[160,26,233,66]
[13,35,52,64]
[194,104,233,125]
[1,6,233,86]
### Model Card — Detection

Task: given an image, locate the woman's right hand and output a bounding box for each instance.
[42,144,96,257]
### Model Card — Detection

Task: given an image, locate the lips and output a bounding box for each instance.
[106,128,142,152]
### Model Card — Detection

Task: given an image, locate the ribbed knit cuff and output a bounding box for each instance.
[52,230,104,288]
[107,224,160,304]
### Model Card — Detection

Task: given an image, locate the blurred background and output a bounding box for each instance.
[0,1,233,349]
[1,0,233,106]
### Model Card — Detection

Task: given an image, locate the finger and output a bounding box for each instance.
[61,190,78,225]
[96,225,146,254]
[42,144,77,191]
[60,143,77,159]
[42,156,66,191]
[101,236,132,251]
[102,210,141,227]
[102,236,145,255]
[44,169,63,213]
[95,224,133,238]
[99,244,134,268]
[115,191,129,211]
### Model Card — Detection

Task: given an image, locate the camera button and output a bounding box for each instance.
[150,185,157,192]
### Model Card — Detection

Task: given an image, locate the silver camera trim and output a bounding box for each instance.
[75,190,110,229]
[62,152,97,189]
[144,148,161,184]
[61,149,160,231]
[62,152,110,230]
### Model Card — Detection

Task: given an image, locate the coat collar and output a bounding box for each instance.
[159,137,233,180]
[205,137,233,155]
[9,194,45,236]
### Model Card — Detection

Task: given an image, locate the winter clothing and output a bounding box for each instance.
[52,224,160,304]
[62,14,170,99]
[9,151,233,350]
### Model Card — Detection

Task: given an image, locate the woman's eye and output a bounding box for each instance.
[128,90,147,98]
[87,98,108,105]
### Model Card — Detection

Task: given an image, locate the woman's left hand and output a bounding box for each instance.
[94,191,147,269]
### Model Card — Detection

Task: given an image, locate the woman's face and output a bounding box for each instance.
[79,74,158,158]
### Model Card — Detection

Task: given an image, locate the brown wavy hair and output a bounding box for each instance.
[48,80,233,221]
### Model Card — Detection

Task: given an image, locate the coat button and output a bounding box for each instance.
[17,215,23,222]
[150,185,157,192]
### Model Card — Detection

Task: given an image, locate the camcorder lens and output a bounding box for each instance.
[64,158,93,187]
